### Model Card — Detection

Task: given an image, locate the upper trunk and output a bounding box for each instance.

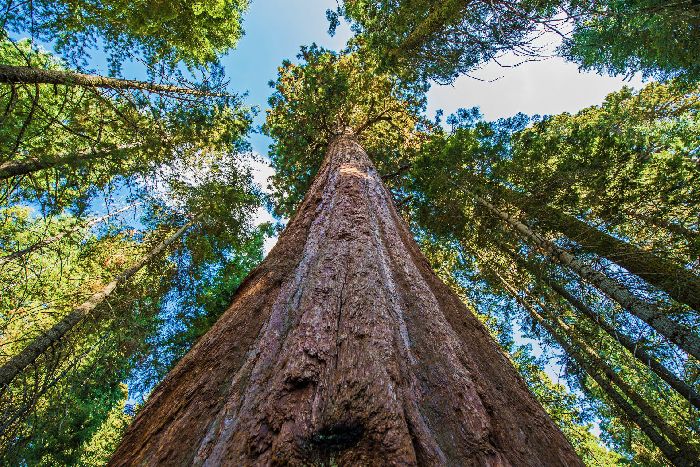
[0,64,220,97]
[110,135,580,466]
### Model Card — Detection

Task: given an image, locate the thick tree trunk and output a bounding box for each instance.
[0,218,195,388]
[0,65,222,97]
[488,182,700,311]
[475,195,700,360]
[110,135,581,466]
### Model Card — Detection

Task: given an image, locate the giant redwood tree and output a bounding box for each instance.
[110,48,581,464]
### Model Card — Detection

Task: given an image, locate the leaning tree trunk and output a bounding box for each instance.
[110,134,581,466]
[474,195,700,360]
[0,64,222,97]
[486,267,689,466]
[0,144,138,180]
[0,218,196,388]
[486,182,700,311]
[500,247,700,409]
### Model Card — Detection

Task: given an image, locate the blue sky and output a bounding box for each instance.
[221,0,354,155]
[217,0,645,253]
[221,0,644,156]
[221,2,643,405]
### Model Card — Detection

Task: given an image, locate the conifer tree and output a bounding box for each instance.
[109,48,581,465]
[405,85,699,463]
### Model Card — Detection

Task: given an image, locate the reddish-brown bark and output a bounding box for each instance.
[110,135,581,466]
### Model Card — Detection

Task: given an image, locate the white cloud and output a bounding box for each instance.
[427,52,646,121]
[248,153,279,255]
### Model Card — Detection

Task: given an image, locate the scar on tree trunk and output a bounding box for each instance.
[110,134,582,466]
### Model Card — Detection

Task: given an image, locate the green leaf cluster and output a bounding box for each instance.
[3,0,249,70]
[263,44,429,217]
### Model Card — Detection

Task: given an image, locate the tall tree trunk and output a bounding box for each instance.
[546,282,700,410]
[474,195,700,360]
[110,135,581,466]
[487,182,700,311]
[390,0,465,58]
[627,211,699,245]
[499,246,700,409]
[0,202,139,266]
[486,266,693,466]
[0,144,137,180]
[0,218,196,388]
[0,65,222,97]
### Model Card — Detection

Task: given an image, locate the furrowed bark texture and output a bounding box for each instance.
[111,136,581,466]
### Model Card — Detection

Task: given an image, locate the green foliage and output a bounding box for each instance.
[0,168,264,461]
[3,0,249,70]
[0,206,172,463]
[338,0,560,83]
[263,44,429,217]
[508,81,700,263]
[77,385,133,466]
[338,0,700,84]
[562,0,700,81]
[0,38,254,215]
[405,80,700,463]
[1,0,698,463]
[0,0,266,462]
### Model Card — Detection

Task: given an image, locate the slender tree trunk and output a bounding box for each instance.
[0,64,223,97]
[0,144,137,180]
[0,218,195,388]
[110,135,581,466]
[489,182,700,311]
[390,0,466,57]
[0,202,139,266]
[626,211,698,245]
[500,247,700,409]
[475,195,700,360]
[547,282,700,410]
[525,294,692,457]
[487,267,693,466]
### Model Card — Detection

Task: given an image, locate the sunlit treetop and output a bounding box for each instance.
[263,44,432,217]
[507,81,700,224]
[3,0,249,71]
[335,0,700,84]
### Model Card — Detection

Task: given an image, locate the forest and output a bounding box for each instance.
[0,0,697,465]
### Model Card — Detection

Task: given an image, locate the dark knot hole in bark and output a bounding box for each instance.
[304,421,364,463]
